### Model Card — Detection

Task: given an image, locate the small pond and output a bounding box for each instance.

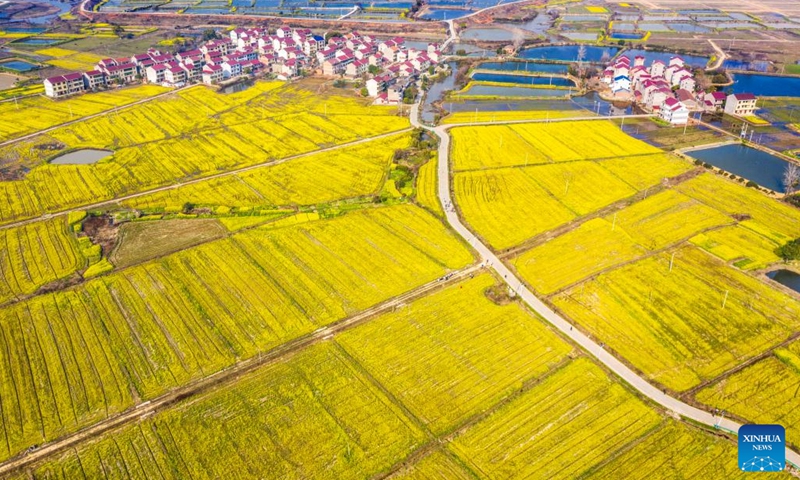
[767,270,800,294]
[519,45,619,63]
[460,28,516,42]
[15,38,62,45]
[51,149,113,165]
[419,8,471,20]
[0,60,38,72]
[687,144,792,192]
[471,72,575,87]
[461,85,569,97]
[479,61,568,74]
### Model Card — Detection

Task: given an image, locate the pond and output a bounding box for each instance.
[728,74,800,97]
[479,61,568,74]
[471,72,575,87]
[0,61,38,72]
[51,149,113,165]
[445,99,582,114]
[519,45,619,63]
[686,144,791,192]
[610,32,645,40]
[766,270,800,294]
[460,28,516,42]
[620,48,709,67]
[419,8,471,20]
[461,85,569,97]
[15,38,63,45]
[667,23,711,33]
[421,61,456,124]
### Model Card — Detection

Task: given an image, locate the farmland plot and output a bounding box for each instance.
[0,217,83,304]
[586,422,749,479]
[454,168,575,250]
[415,155,443,216]
[513,218,647,295]
[552,247,800,392]
[0,83,410,225]
[338,274,572,435]
[16,343,425,480]
[696,340,800,442]
[449,358,661,479]
[0,205,472,462]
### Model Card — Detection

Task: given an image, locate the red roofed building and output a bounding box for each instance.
[44,72,85,98]
[725,93,757,117]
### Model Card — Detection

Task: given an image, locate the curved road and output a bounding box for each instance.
[409,102,800,469]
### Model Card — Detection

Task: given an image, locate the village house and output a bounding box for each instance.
[44,73,85,98]
[202,64,224,84]
[724,93,758,117]
[660,97,690,124]
[703,91,727,111]
[83,70,106,90]
[146,64,168,84]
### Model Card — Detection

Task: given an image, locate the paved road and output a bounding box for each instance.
[0,128,411,232]
[409,102,800,469]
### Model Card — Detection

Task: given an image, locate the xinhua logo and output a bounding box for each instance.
[738,424,785,472]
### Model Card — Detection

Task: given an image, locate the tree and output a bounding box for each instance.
[325,31,341,42]
[112,24,124,37]
[360,87,368,96]
[202,29,219,41]
[783,163,799,195]
[368,64,381,75]
[456,49,466,56]
[577,44,586,73]
[402,85,418,104]
[776,238,800,261]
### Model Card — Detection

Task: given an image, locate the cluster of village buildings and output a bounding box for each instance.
[603,54,757,125]
[43,26,443,105]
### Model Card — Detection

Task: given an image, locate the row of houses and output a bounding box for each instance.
[44,25,442,102]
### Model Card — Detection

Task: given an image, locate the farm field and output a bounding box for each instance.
[110,219,226,268]
[454,167,576,250]
[337,274,572,435]
[689,225,782,270]
[513,218,647,295]
[695,340,800,443]
[451,121,694,250]
[606,189,733,250]
[391,449,474,479]
[0,85,168,142]
[10,343,426,480]
[442,109,584,125]
[125,132,408,211]
[0,204,472,462]
[0,216,84,305]
[0,83,410,224]
[414,155,443,216]
[586,422,751,479]
[35,48,104,71]
[449,358,662,479]
[450,121,661,170]
[676,173,800,242]
[551,246,800,392]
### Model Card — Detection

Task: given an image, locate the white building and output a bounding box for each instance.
[660,97,689,125]
[44,73,85,98]
[724,93,757,117]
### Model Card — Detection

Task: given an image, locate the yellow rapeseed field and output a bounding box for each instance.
[338,274,572,435]
[696,341,800,443]
[454,168,576,250]
[415,155,443,216]
[606,189,733,250]
[689,225,781,270]
[513,218,647,295]
[0,83,410,224]
[450,358,661,479]
[21,344,425,479]
[552,247,800,392]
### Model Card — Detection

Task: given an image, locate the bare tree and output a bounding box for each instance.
[784,163,799,195]
[577,44,587,74]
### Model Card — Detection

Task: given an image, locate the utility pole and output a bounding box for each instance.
[669,252,675,272]
[612,212,617,231]
[722,290,729,309]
